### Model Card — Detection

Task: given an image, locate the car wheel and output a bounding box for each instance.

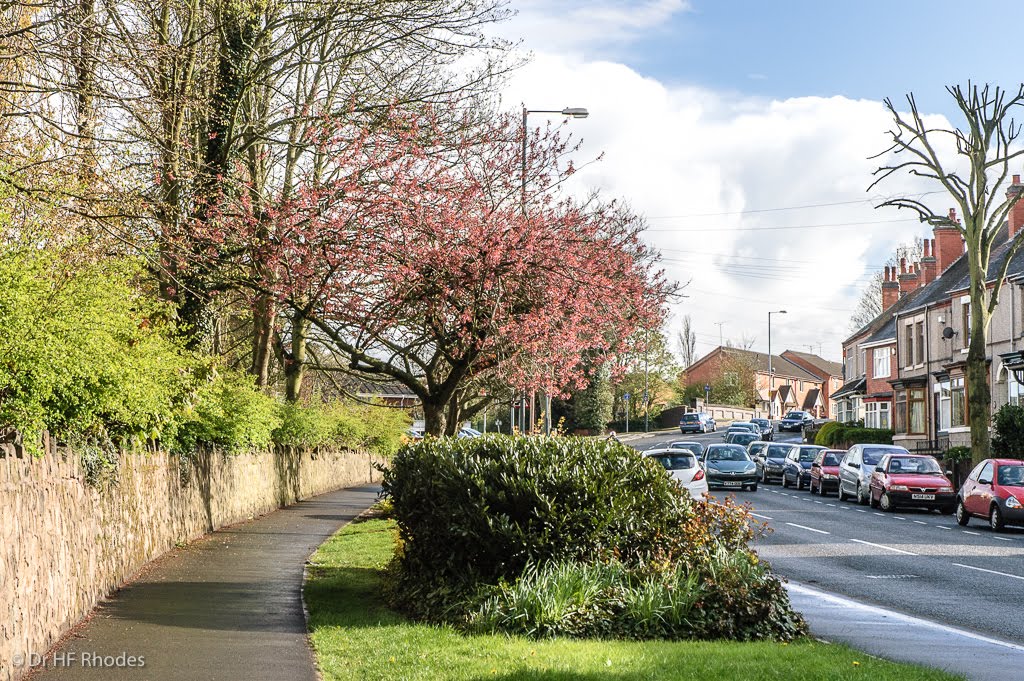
[869,490,879,509]
[856,483,869,506]
[782,474,790,488]
[879,492,895,512]
[748,483,758,492]
[809,479,818,495]
[991,504,1006,532]
[797,476,806,490]
[955,499,970,526]
[838,482,849,502]
[819,484,829,498]
[761,469,768,483]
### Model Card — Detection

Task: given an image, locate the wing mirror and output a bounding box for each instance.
[945,470,953,478]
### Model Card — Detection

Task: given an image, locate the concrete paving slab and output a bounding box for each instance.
[788,580,1024,681]
[23,485,380,681]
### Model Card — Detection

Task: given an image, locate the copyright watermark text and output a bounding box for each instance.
[9,651,145,670]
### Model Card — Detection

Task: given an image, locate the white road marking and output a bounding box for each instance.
[751,512,773,520]
[787,582,1024,652]
[963,531,981,536]
[936,526,952,530]
[913,521,928,525]
[849,538,919,556]
[826,503,836,507]
[895,516,907,520]
[856,509,867,513]
[994,537,1013,542]
[814,500,824,504]
[786,522,830,535]
[873,512,884,516]
[953,563,1024,581]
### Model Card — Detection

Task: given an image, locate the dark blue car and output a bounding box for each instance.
[783,445,826,490]
[779,410,814,432]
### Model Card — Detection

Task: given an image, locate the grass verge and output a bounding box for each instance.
[305,519,962,681]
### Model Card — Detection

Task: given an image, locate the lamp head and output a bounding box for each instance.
[561,107,589,118]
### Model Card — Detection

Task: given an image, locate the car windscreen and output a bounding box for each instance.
[863,446,907,466]
[822,453,841,466]
[751,419,768,426]
[784,412,804,419]
[681,414,699,422]
[707,446,748,461]
[766,444,792,458]
[669,442,703,455]
[798,447,821,462]
[649,454,696,471]
[735,434,757,443]
[887,457,941,475]
[997,464,1024,486]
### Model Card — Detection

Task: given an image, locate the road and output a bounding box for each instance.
[629,426,1024,646]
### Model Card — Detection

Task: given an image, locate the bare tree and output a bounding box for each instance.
[675,313,697,367]
[871,83,1024,464]
[849,238,924,331]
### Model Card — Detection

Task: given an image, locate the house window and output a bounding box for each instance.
[904,325,914,367]
[951,377,966,426]
[961,302,970,348]
[909,387,926,434]
[860,350,866,376]
[935,380,951,431]
[894,391,906,433]
[1010,373,1024,407]
[873,348,890,378]
[865,402,891,429]
[916,321,925,364]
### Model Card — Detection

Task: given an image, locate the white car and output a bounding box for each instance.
[645,448,708,499]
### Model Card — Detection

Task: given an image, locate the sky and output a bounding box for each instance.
[493,0,1024,362]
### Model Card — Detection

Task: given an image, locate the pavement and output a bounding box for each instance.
[23,485,380,681]
[788,580,1024,681]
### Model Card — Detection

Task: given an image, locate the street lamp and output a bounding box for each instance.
[768,310,787,418]
[522,105,589,435]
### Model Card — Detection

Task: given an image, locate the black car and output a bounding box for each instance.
[753,442,794,483]
[782,445,826,489]
[702,444,758,492]
[779,410,814,432]
[750,417,774,441]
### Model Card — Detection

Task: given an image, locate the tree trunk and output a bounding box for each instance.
[967,285,993,468]
[284,311,309,402]
[251,293,275,387]
[423,401,447,436]
[445,399,462,436]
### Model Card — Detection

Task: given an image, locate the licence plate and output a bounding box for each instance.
[722,481,742,487]
[911,494,935,500]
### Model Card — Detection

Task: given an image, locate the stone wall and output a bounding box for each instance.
[0,443,382,681]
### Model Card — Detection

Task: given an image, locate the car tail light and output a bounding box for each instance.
[693,468,705,481]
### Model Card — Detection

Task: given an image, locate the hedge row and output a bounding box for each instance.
[814,421,893,448]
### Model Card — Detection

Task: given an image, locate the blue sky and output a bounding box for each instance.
[498,1,1021,361]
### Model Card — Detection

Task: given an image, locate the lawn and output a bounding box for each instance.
[304,519,962,681]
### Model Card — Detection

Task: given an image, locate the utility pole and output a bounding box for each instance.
[715,321,725,348]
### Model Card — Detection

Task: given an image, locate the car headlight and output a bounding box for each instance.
[823,474,837,480]
[745,464,756,472]
[1007,496,1023,509]
[938,486,953,493]
[889,484,909,491]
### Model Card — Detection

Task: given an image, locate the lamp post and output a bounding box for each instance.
[768,310,787,418]
[522,105,589,435]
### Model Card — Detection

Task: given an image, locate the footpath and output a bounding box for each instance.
[24,485,380,681]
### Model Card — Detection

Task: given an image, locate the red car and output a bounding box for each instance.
[868,453,955,513]
[809,449,845,496]
[957,458,1024,531]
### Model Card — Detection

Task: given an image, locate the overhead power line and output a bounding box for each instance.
[645,218,918,233]
[645,190,945,219]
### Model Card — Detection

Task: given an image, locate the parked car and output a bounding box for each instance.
[750,417,774,440]
[868,454,955,514]
[458,426,483,438]
[666,441,705,457]
[838,444,911,504]
[957,458,1024,530]
[752,442,795,483]
[809,449,845,496]
[701,444,759,492]
[747,440,770,461]
[782,445,826,490]
[403,428,424,443]
[779,410,815,432]
[679,412,716,434]
[726,422,759,434]
[726,431,760,447]
[645,448,708,499]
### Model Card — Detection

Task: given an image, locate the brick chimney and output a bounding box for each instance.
[934,208,965,273]
[897,256,920,294]
[920,238,938,285]
[881,265,900,310]
[1008,174,1024,239]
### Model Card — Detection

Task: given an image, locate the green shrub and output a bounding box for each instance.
[992,404,1024,457]
[944,445,972,463]
[381,435,806,640]
[273,401,338,449]
[272,400,409,455]
[0,246,193,452]
[814,422,893,447]
[172,369,281,453]
[813,421,841,446]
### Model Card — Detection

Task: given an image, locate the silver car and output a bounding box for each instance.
[838,444,910,505]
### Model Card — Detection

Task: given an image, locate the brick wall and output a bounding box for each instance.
[0,443,383,681]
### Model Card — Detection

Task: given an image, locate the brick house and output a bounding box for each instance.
[781,350,844,419]
[684,346,826,418]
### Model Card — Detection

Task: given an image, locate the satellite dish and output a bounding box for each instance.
[942,326,955,339]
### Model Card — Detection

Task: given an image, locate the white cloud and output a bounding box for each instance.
[503,52,951,362]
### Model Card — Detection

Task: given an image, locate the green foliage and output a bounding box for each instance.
[992,404,1024,457]
[274,400,409,455]
[814,422,893,448]
[943,445,973,463]
[381,435,806,641]
[172,369,281,453]
[0,245,193,452]
[571,364,613,432]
